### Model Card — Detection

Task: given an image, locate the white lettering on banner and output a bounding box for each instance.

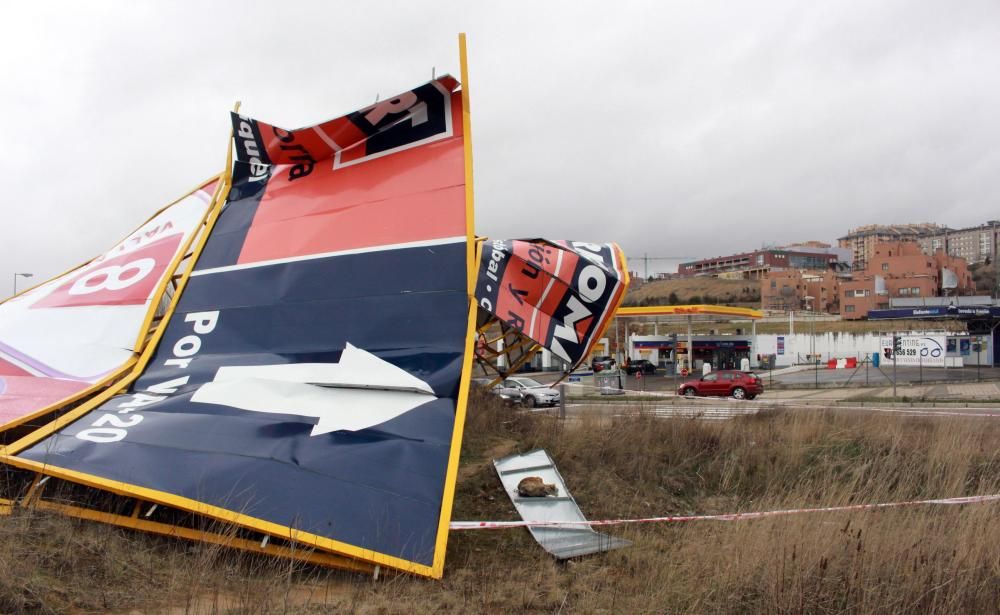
[549,295,591,362]
[485,240,506,283]
[571,242,609,267]
[577,264,607,303]
[94,221,179,265]
[68,259,156,295]
[547,245,613,363]
[237,117,269,182]
[481,241,507,312]
[75,310,220,444]
[364,92,427,127]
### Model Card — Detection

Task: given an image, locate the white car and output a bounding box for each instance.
[498,377,561,408]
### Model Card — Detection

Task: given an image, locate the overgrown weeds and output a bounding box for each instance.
[0,390,997,613]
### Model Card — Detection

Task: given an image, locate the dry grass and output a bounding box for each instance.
[0,507,366,614]
[625,278,760,307]
[1,391,998,613]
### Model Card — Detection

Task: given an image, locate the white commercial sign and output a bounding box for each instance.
[879,335,946,367]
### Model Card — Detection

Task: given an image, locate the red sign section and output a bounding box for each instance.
[0,376,90,424]
[235,89,465,266]
[34,234,183,309]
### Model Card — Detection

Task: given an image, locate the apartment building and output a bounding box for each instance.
[678,244,843,279]
[837,223,947,271]
[917,221,1000,266]
[761,269,842,313]
[840,241,975,319]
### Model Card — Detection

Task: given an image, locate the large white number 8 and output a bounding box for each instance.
[69,258,156,296]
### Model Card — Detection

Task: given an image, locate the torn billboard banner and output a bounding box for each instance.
[0,179,219,429]
[475,239,628,369]
[4,75,474,578]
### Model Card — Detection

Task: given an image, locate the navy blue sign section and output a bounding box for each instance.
[868,306,1000,319]
[16,172,469,569]
[192,159,270,271]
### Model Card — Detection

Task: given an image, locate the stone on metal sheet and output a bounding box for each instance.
[494,449,631,559]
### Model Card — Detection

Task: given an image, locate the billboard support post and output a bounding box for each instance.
[977,339,982,381]
[892,335,898,401]
[559,384,566,420]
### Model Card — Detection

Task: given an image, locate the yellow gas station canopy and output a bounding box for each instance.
[616,304,763,319]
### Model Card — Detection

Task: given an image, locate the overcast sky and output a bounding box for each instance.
[3,0,999,293]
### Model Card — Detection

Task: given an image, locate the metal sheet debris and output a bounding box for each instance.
[494,449,630,559]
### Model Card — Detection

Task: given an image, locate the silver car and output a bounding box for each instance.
[498,377,561,408]
[472,377,522,406]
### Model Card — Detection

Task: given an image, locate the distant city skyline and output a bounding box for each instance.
[634,216,999,278]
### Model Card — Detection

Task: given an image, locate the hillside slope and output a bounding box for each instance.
[625,277,760,307]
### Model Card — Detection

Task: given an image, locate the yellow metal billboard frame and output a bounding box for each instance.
[0,36,480,580]
[617,304,763,319]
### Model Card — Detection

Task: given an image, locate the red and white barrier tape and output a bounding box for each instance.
[450,493,1000,530]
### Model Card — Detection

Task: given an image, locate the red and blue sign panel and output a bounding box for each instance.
[12,77,471,575]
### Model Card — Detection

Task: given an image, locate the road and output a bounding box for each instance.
[515,367,1000,422]
[542,394,1000,422]
[763,364,1000,387]
[525,366,1000,399]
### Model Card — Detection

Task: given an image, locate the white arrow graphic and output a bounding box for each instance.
[190,343,437,435]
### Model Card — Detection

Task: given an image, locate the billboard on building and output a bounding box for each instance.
[941,268,958,290]
[874,275,887,295]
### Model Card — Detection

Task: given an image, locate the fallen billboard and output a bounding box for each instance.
[2,75,475,577]
[474,239,628,376]
[0,179,220,431]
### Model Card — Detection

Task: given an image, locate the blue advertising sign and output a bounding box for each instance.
[4,76,473,578]
[869,306,1000,320]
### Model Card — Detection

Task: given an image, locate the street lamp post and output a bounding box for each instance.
[12,272,34,296]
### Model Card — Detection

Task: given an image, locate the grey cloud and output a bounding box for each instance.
[3,0,999,291]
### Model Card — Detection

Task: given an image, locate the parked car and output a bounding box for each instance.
[497,377,561,408]
[625,359,657,375]
[591,356,616,372]
[472,377,523,406]
[677,370,763,400]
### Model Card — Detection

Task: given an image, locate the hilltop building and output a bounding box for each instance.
[917,221,1000,266]
[677,242,847,279]
[839,242,975,319]
[761,241,975,319]
[837,223,947,270]
[761,269,843,313]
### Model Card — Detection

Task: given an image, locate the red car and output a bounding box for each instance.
[677,370,763,400]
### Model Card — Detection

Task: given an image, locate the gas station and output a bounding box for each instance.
[614,305,764,375]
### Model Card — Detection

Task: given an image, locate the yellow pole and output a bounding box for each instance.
[459,32,476,293]
[431,32,477,579]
